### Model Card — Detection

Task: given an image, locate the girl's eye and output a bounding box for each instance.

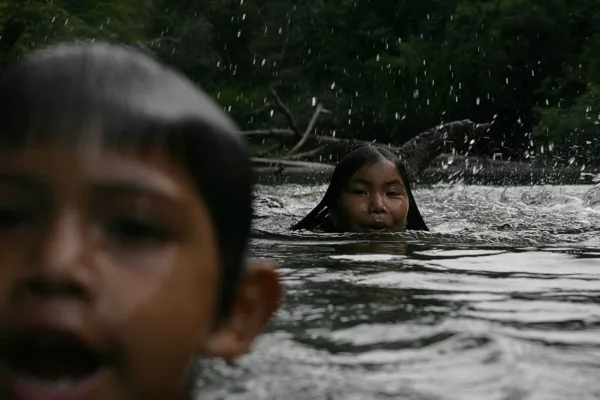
[387,191,402,198]
[0,206,33,233]
[106,217,171,246]
[348,189,367,196]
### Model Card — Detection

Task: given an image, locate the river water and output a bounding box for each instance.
[197,183,600,400]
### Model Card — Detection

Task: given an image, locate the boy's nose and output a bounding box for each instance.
[26,211,94,300]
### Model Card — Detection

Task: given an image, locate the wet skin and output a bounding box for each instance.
[331,160,409,233]
[0,144,281,400]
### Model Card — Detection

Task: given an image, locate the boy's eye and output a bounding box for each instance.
[386,191,403,198]
[106,217,171,246]
[0,206,34,233]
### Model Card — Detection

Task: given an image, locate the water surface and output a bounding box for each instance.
[198,184,600,400]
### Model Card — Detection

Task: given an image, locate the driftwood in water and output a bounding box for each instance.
[242,88,493,177]
[398,119,492,178]
[251,157,334,175]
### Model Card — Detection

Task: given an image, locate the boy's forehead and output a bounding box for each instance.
[0,144,188,199]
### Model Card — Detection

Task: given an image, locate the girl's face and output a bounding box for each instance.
[0,143,280,400]
[331,160,409,233]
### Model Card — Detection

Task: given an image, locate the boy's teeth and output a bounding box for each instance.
[18,375,78,391]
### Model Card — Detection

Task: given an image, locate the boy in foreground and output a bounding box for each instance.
[0,42,281,399]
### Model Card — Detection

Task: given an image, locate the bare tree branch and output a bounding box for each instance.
[269,87,301,136]
[286,145,330,160]
[255,143,282,157]
[241,128,295,137]
[248,101,274,115]
[285,104,331,157]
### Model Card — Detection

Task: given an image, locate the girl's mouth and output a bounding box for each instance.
[3,329,110,400]
[363,223,389,232]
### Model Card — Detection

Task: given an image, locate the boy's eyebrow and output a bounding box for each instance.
[91,181,182,201]
[0,173,181,201]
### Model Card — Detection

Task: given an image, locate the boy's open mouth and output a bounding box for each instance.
[4,329,109,400]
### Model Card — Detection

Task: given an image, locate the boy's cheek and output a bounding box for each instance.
[95,259,220,396]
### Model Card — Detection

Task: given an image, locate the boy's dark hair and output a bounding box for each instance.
[291,146,429,232]
[0,42,252,318]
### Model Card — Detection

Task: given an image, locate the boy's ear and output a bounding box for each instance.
[202,260,281,361]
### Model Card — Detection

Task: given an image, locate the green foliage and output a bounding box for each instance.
[2,0,600,163]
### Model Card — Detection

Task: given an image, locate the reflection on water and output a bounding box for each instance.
[197,184,600,400]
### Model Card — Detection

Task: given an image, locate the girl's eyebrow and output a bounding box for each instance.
[350,178,405,187]
[385,179,405,187]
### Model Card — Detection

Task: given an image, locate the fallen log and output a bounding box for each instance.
[246,119,492,179]
[242,88,493,180]
[398,119,492,179]
[251,157,334,172]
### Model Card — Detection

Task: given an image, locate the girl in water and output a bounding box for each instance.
[291,146,429,233]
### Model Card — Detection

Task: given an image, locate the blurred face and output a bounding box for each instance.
[331,160,409,233]
[0,143,280,400]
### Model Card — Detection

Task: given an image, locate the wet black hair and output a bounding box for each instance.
[0,42,252,318]
[291,146,429,232]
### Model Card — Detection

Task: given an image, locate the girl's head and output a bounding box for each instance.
[0,42,280,399]
[292,146,428,233]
